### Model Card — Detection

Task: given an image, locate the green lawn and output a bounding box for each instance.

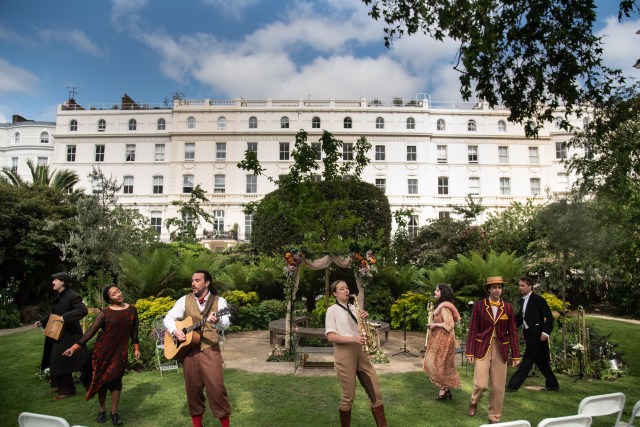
[2,317,638,427]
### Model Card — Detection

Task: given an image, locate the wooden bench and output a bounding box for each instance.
[268,317,308,345]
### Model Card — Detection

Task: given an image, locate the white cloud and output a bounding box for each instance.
[0,59,40,94]
[111,0,149,31]
[37,28,102,57]
[0,25,36,47]
[597,16,640,76]
[201,0,260,21]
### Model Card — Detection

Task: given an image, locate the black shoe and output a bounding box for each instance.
[541,386,560,391]
[111,413,123,425]
[505,387,518,392]
[97,411,107,424]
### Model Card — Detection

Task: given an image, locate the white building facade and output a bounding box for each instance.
[51,98,579,243]
[0,116,55,182]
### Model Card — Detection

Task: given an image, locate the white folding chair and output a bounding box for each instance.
[578,392,626,426]
[619,400,640,427]
[538,414,592,427]
[18,412,86,427]
[152,317,179,377]
[479,420,531,427]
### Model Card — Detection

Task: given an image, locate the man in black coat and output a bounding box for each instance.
[36,272,88,400]
[506,276,559,392]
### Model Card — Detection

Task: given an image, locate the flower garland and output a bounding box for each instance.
[351,249,377,280]
[283,250,304,278]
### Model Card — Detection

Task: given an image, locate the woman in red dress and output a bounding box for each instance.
[63,285,140,425]
[422,283,462,400]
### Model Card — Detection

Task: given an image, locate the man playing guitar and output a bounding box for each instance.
[163,270,231,427]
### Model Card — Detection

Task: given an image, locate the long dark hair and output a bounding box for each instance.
[435,283,455,307]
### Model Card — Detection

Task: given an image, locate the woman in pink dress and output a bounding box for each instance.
[422,283,462,400]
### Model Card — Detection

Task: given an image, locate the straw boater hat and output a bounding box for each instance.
[484,276,506,288]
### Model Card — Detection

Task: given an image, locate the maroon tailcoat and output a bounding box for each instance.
[465,298,521,362]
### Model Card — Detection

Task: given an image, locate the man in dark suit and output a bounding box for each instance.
[466,277,520,424]
[506,276,559,392]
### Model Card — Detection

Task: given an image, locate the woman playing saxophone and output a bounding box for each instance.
[325,280,387,426]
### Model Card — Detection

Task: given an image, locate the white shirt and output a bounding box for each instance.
[522,292,532,329]
[163,294,230,334]
[325,303,359,338]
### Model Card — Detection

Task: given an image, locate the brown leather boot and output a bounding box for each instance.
[371,405,388,427]
[339,409,351,427]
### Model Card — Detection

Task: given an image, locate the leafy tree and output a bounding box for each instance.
[118,246,178,299]
[483,199,545,256]
[0,183,76,307]
[164,184,212,243]
[60,169,157,293]
[1,158,79,193]
[362,0,633,136]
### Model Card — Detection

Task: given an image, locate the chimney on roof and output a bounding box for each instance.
[121,94,140,110]
[12,114,29,123]
[62,98,84,111]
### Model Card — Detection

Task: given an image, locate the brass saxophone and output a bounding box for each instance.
[351,294,378,353]
[424,301,435,349]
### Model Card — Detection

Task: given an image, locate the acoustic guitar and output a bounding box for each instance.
[164,306,232,360]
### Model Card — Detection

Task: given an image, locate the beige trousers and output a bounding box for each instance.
[333,342,383,411]
[471,339,507,423]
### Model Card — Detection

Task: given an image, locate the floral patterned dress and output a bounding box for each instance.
[422,306,462,389]
[78,305,139,400]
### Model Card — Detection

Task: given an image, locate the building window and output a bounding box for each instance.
[147,211,162,234]
[406,146,417,162]
[123,176,134,194]
[437,145,447,163]
[216,143,226,160]
[438,176,449,195]
[183,175,194,193]
[37,157,48,166]
[66,145,76,162]
[439,211,451,219]
[125,144,136,162]
[437,119,446,131]
[214,175,225,193]
[344,117,352,129]
[468,120,477,132]
[212,210,225,233]
[583,117,590,129]
[530,178,541,196]
[555,141,567,159]
[244,142,256,154]
[128,119,137,131]
[406,117,415,129]
[408,215,419,238]
[529,147,539,164]
[10,157,18,173]
[375,178,386,193]
[468,145,478,163]
[312,116,321,129]
[13,132,21,144]
[281,116,289,129]
[244,214,253,241]
[469,177,480,195]
[343,143,354,161]
[150,211,162,234]
[312,142,322,160]
[153,176,164,194]
[155,144,165,162]
[557,172,568,186]
[499,177,511,195]
[249,116,257,129]
[40,132,50,144]
[246,175,257,193]
[184,143,195,161]
[498,146,509,163]
[375,117,385,129]
[95,145,105,162]
[187,117,196,129]
[157,118,166,130]
[69,120,78,131]
[375,145,386,161]
[498,120,507,132]
[279,142,290,160]
[408,178,418,194]
[554,117,563,129]
[98,119,106,132]
[92,176,103,194]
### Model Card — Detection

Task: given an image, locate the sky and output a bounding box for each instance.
[1,0,639,123]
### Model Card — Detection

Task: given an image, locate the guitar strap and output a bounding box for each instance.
[200,293,217,324]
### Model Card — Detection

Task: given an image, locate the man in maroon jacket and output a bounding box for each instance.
[466,277,521,424]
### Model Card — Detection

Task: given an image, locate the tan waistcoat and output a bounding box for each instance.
[185,295,220,351]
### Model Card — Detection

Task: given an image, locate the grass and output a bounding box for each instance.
[2,316,639,427]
